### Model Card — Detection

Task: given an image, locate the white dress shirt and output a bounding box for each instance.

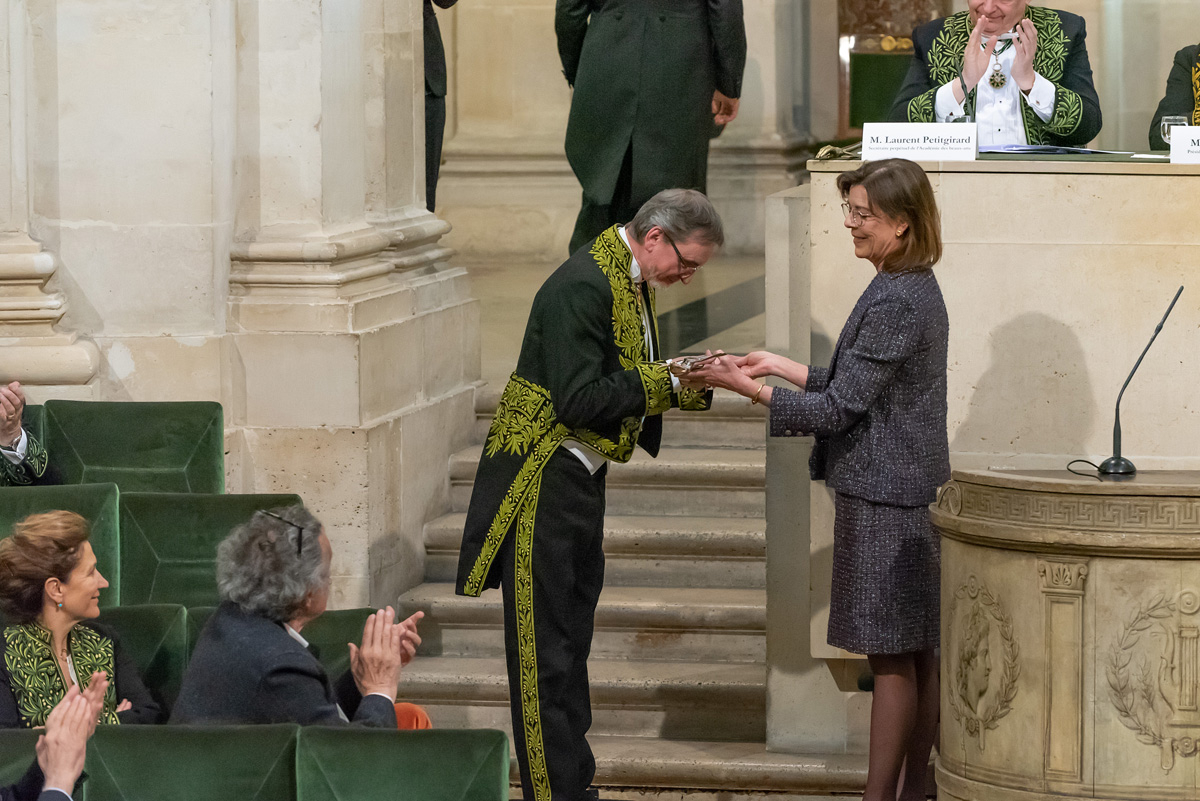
[933,39,1055,146]
[0,428,28,465]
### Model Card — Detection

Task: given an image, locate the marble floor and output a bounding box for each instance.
[462,254,767,388]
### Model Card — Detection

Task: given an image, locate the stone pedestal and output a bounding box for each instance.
[933,469,1200,801]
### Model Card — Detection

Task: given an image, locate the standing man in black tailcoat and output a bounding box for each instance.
[556,0,746,254]
[456,190,722,801]
[424,0,457,213]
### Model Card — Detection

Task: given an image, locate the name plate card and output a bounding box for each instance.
[861,122,978,162]
[1170,127,1200,164]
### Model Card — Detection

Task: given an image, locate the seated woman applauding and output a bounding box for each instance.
[0,511,161,727]
[171,505,424,728]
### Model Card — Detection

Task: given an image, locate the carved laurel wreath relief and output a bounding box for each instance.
[1108,589,1200,772]
[948,575,1021,751]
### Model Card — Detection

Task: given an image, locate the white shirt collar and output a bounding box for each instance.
[284,623,310,648]
[616,226,643,284]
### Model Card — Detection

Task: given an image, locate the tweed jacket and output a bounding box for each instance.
[771,269,950,507]
[556,0,746,207]
[170,602,395,728]
[0,431,47,487]
[889,7,1102,147]
[455,226,711,597]
[1149,44,1200,150]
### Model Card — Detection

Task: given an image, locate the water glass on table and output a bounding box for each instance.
[1161,115,1188,145]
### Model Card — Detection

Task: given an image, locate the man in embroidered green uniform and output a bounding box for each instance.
[456,189,720,801]
[889,0,1101,148]
[0,382,48,487]
[1149,42,1200,150]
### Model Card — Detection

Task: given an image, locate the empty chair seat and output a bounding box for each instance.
[96,604,189,715]
[0,483,121,607]
[118,492,302,607]
[44,400,224,493]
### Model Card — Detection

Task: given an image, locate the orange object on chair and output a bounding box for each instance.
[394,702,432,730]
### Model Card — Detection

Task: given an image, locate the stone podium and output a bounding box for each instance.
[932,468,1200,801]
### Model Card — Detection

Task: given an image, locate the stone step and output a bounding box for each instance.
[407,657,766,742]
[449,446,766,518]
[473,387,768,451]
[423,512,766,588]
[398,583,765,663]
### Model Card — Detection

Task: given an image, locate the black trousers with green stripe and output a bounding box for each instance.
[501,448,607,801]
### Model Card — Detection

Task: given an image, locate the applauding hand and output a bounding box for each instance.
[1010,18,1038,93]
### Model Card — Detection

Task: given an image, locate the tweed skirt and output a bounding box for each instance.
[827,492,940,655]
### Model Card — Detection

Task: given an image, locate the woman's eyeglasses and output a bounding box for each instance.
[841,202,875,226]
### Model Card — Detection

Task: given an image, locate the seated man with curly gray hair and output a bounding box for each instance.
[170,505,422,727]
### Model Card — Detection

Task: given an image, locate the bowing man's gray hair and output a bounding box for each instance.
[216,504,329,623]
[628,189,725,248]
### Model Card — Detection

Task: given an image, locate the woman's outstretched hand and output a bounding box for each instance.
[689,351,759,398]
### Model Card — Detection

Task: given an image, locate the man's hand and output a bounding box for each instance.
[348,608,402,701]
[960,18,999,98]
[396,611,424,668]
[0,381,26,449]
[1010,18,1039,93]
[37,675,107,794]
[712,91,740,126]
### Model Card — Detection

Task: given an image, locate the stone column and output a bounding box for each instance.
[227,0,478,606]
[0,0,96,393]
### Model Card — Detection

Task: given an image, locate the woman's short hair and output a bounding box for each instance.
[628,188,725,248]
[837,159,942,273]
[0,511,90,624]
[217,505,329,623]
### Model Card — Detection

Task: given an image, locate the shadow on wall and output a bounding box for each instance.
[951,312,1096,461]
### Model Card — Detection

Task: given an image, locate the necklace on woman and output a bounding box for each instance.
[985,37,1016,89]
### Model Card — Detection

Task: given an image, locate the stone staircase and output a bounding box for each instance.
[398,387,866,798]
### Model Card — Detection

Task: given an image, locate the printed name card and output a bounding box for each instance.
[1170,127,1200,164]
[861,122,978,162]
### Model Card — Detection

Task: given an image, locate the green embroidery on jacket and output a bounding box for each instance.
[485,376,556,459]
[4,623,119,727]
[512,472,551,801]
[1192,53,1200,126]
[907,89,938,123]
[638,363,672,416]
[0,433,47,487]
[590,227,649,370]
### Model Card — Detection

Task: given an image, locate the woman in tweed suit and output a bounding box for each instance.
[695,158,949,801]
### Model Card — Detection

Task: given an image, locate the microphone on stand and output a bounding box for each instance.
[1097,285,1184,477]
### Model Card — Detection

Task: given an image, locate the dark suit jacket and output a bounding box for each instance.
[0,621,160,728]
[170,602,395,728]
[423,0,458,98]
[0,759,69,801]
[889,7,1102,147]
[455,226,711,596]
[771,269,950,507]
[1149,44,1200,150]
[556,0,746,206]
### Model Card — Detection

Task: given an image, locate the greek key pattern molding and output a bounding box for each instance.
[959,485,1200,533]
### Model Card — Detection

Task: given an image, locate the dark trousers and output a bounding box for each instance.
[501,449,606,801]
[426,91,446,213]
[569,144,637,255]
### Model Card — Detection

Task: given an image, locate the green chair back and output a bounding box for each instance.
[118,493,302,607]
[0,729,43,795]
[849,51,913,128]
[300,608,374,680]
[84,724,298,801]
[96,604,188,715]
[44,400,224,493]
[296,727,510,801]
[0,483,121,607]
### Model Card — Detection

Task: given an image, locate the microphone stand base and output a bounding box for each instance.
[1098,456,1137,477]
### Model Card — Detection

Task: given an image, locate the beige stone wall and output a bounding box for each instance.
[0,0,477,608]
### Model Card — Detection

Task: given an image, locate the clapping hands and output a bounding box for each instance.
[348,607,424,700]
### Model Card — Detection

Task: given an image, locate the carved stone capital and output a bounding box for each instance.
[1038,559,1088,595]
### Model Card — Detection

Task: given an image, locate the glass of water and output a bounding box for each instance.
[1161,115,1188,145]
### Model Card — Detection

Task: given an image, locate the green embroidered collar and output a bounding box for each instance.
[3,622,120,727]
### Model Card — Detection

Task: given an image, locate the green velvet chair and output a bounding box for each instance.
[849,51,913,127]
[43,400,225,493]
[84,724,298,801]
[296,727,510,801]
[0,729,42,796]
[21,404,44,448]
[118,492,302,607]
[96,604,188,715]
[0,483,121,607]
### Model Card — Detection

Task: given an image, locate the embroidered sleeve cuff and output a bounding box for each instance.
[1024,73,1055,122]
[0,428,27,464]
[934,81,967,121]
[636,363,673,416]
[674,387,713,411]
[769,388,806,437]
